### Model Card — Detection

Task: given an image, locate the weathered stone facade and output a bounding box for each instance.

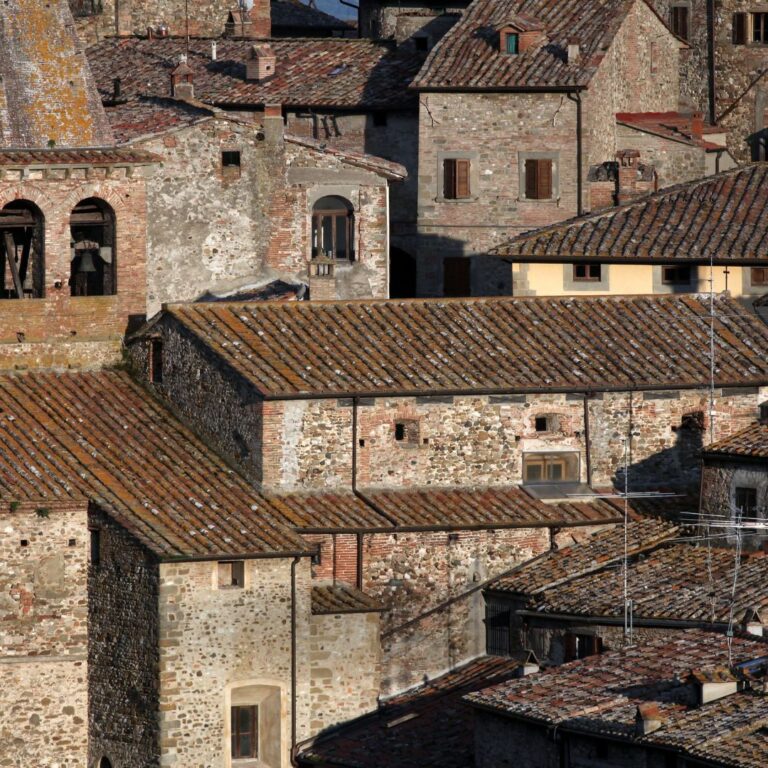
[0,501,90,768]
[415,0,681,295]
[358,0,470,44]
[0,160,152,369]
[127,114,398,311]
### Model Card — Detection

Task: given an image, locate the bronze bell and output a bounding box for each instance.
[77,251,97,273]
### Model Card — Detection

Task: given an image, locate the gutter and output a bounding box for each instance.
[707,0,716,124]
[290,555,299,764]
[566,91,584,216]
[512,609,730,631]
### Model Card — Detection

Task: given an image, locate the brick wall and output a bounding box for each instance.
[0,167,149,369]
[309,611,381,734]
[0,500,90,766]
[88,506,160,768]
[157,556,313,766]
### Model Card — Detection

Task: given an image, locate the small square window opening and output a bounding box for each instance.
[394,420,420,444]
[535,416,549,432]
[372,111,388,127]
[149,339,163,384]
[751,267,768,286]
[218,560,245,588]
[661,265,692,285]
[573,263,601,282]
[221,150,242,179]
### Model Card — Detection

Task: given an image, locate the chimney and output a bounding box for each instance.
[116,0,132,37]
[308,259,337,301]
[171,57,194,100]
[211,41,217,61]
[567,39,580,64]
[635,703,663,736]
[262,103,283,144]
[225,9,254,38]
[691,111,704,140]
[689,668,739,705]
[249,0,272,38]
[246,43,276,83]
[616,149,641,204]
[741,607,764,637]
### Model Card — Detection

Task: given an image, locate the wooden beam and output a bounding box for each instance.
[18,228,32,287]
[3,232,23,298]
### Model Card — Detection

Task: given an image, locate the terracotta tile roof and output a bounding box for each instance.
[104,96,214,143]
[161,294,768,398]
[0,0,113,148]
[0,147,160,167]
[492,164,768,264]
[311,583,385,614]
[704,421,768,460]
[362,487,623,529]
[87,37,425,110]
[0,370,310,560]
[466,631,768,768]
[412,0,656,90]
[617,111,725,150]
[271,0,350,32]
[297,655,524,768]
[490,516,679,595]
[270,491,391,531]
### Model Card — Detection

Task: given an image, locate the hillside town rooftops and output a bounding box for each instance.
[104,96,215,144]
[412,0,672,91]
[0,370,310,560]
[311,583,385,615]
[466,631,768,768]
[297,655,524,768]
[492,164,768,264]
[159,294,768,398]
[703,421,768,460]
[87,37,425,110]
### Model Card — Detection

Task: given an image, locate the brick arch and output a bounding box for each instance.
[62,184,128,217]
[0,185,53,216]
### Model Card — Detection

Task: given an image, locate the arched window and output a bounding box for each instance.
[0,200,45,299]
[98,758,113,768]
[70,198,116,297]
[312,196,354,261]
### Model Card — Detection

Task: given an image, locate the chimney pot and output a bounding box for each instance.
[171,56,195,100]
[567,40,580,63]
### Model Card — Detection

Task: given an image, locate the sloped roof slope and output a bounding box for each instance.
[493,164,768,264]
[703,421,768,460]
[161,294,768,398]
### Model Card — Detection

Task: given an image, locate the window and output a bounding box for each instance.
[312,196,354,260]
[523,452,579,484]
[414,36,429,52]
[372,111,388,127]
[231,705,258,760]
[98,758,113,768]
[573,264,602,282]
[535,416,549,432]
[443,158,471,199]
[564,632,603,661]
[754,12,768,42]
[70,198,116,297]
[661,265,692,285]
[734,12,747,44]
[735,487,758,517]
[443,256,471,297]
[149,339,163,384]
[0,200,45,299]
[394,420,419,444]
[751,267,768,286]
[222,150,241,179]
[760,401,768,421]
[485,595,512,656]
[71,0,103,17]
[505,32,519,54]
[524,158,553,200]
[90,529,101,567]
[671,4,689,40]
[218,560,245,588]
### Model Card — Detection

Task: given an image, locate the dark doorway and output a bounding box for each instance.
[390,247,417,298]
[443,256,471,297]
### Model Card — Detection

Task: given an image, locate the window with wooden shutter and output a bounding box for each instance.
[733,12,747,44]
[752,267,768,286]
[524,158,553,200]
[443,158,471,199]
[671,5,689,41]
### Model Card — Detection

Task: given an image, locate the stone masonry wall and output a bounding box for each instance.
[88,506,160,768]
[0,500,90,767]
[309,611,381,734]
[365,527,551,695]
[0,168,149,369]
[158,556,313,767]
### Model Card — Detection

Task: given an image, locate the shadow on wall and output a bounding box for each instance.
[613,410,705,494]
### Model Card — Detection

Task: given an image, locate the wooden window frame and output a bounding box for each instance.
[218,560,245,589]
[573,263,602,282]
[661,265,692,285]
[520,155,556,201]
[753,12,768,43]
[231,704,258,760]
[443,158,471,200]
[751,266,768,286]
[735,487,758,517]
[734,12,748,44]
[522,452,579,484]
[671,4,690,41]
[311,208,355,261]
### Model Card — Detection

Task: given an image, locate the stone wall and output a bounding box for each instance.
[357,0,469,41]
[157,556,313,767]
[134,115,393,312]
[88,506,160,768]
[309,611,381,734]
[366,527,551,695]
[0,166,149,369]
[0,500,90,767]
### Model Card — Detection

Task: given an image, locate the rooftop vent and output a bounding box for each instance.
[635,702,663,736]
[567,40,580,64]
[689,668,739,705]
[171,56,194,100]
